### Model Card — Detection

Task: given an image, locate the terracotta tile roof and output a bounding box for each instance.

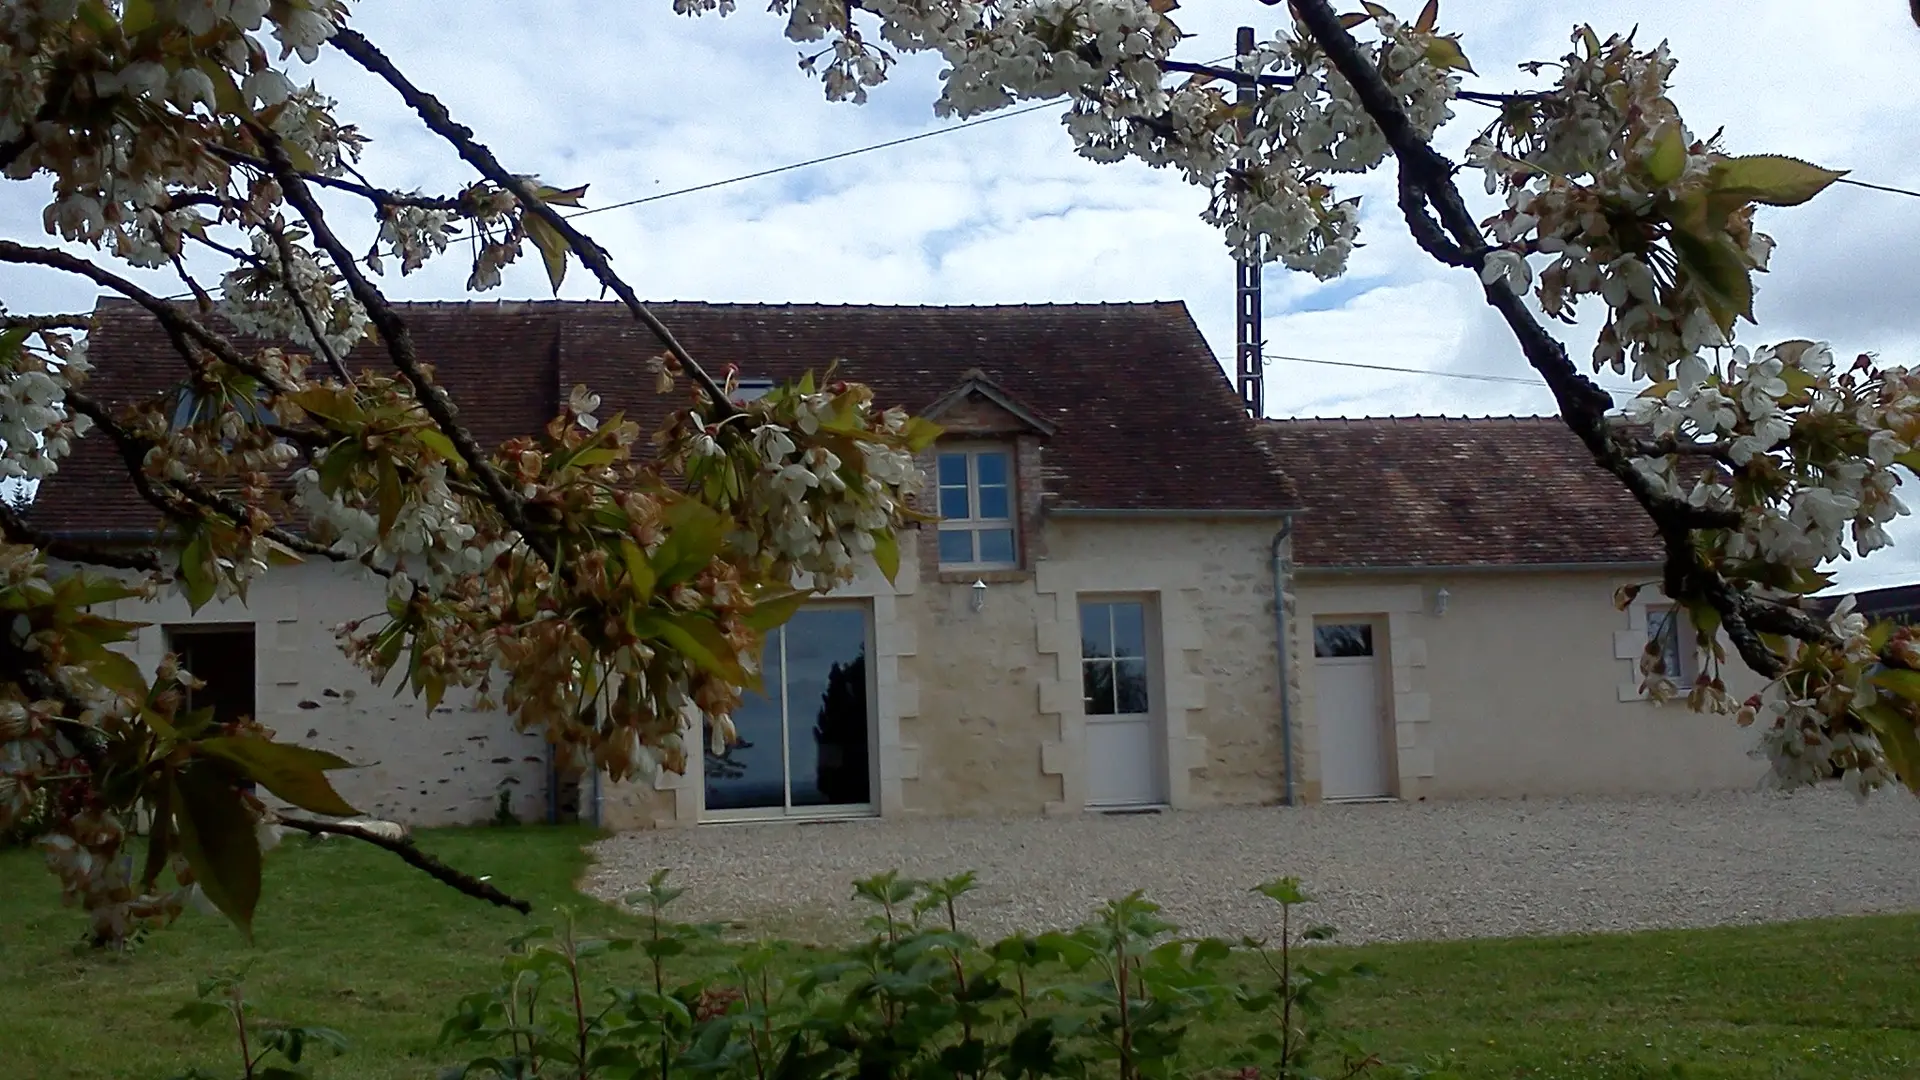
[31,298,1294,535]
[1262,415,1663,569]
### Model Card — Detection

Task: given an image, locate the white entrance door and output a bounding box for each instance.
[1081,599,1164,807]
[1314,622,1394,800]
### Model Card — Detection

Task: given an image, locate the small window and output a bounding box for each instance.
[936,447,1016,569]
[165,625,257,727]
[1313,623,1373,658]
[730,377,775,405]
[1647,607,1687,680]
[1081,600,1149,716]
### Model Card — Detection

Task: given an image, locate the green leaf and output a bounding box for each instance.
[1871,667,1920,704]
[643,612,745,684]
[196,735,360,817]
[524,214,570,295]
[1423,34,1474,74]
[1858,700,1920,794]
[1669,227,1755,331]
[1413,0,1439,31]
[871,529,900,584]
[170,765,263,938]
[618,538,656,604]
[122,0,156,34]
[742,587,810,632]
[376,455,404,538]
[177,531,215,612]
[416,427,459,463]
[651,499,727,588]
[1645,122,1687,187]
[1709,154,1848,207]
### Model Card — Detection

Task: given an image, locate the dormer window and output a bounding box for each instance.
[730,377,775,405]
[936,446,1016,569]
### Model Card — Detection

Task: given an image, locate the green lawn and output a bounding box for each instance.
[3,826,1919,1079]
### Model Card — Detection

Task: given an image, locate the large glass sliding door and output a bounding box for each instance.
[702,606,874,819]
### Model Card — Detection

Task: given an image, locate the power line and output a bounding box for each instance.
[558,100,1061,225]
[1263,351,1641,396]
[1836,176,1920,201]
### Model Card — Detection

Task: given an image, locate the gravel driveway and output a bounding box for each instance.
[582,788,1920,944]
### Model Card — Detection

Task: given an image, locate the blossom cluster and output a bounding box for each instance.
[686,1,1461,277]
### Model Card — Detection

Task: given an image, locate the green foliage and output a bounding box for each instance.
[435,870,1431,1080]
[166,968,349,1080]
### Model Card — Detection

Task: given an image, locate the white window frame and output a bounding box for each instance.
[935,445,1018,570]
[1646,605,1690,682]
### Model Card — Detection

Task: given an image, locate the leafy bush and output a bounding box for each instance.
[425,871,1448,1080]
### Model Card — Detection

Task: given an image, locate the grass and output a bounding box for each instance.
[3,826,1920,1079]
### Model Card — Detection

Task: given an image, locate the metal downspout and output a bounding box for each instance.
[1271,517,1297,806]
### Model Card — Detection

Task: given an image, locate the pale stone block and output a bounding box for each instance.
[1035,618,1074,658]
[1394,692,1430,726]
[1400,637,1428,668]
[1399,742,1436,779]
[1168,674,1207,711]
[1037,677,1078,718]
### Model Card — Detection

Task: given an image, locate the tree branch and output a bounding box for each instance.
[1282,0,1790,674]
[273,815,532,914]
[1157,58,1535,105]
[207,144,464,211]
[259,220,352,382]
[0,313,92,334]
[0,241,292,394]
[329,27,738,419]
[249,126,557,569]
[0,501,162,572]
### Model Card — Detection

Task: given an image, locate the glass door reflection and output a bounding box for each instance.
[703,606,872,817]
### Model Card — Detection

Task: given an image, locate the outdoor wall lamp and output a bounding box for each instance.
[970,578,987,613]
[1433,586,1451,616]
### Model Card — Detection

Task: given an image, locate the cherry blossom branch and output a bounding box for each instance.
[1158,59,1534,105]
[1280,0,1808,675]
[251,127,557,568]
[260,220,353,382]
[61,390,387,575]
[0,241,293,394]
[206,145,464,212]
[0,314,92,333]
[329,27,738,418]
[0,501,162,572]
[273,815,531,914]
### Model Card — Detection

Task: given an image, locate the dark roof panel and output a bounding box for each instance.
[32,298,1294,534]
[1262,415,1663,569]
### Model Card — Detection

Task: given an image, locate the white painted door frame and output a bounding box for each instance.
[1080,595,1168,808]
[1313,618,1395,801]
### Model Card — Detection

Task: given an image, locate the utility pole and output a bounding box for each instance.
[1233,25,1265,418]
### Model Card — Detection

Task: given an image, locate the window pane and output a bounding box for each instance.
[705,629,784,811]
[1649,609,1683,677]
[1083,660,1116,715]
[975,451,1009,486]
[1110,602,1146,659]
[939,485,972,520]
[1115,658,1150,714]
[978,484,1010,520]
[977,528,1015,564]
[785,608,871,808]
[938,529,975,565]
[937,453,969,486]
[1313,624,1373,658]
[1080,602,1114,659]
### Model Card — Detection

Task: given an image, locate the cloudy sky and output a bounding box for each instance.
[4,1,1919,588]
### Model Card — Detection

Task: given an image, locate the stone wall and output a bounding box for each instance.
[1293,569,1767,800]
[90,559,549,826]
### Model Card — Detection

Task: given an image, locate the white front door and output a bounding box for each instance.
[1314,621,1394,800]
[1081,599,1164,807]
